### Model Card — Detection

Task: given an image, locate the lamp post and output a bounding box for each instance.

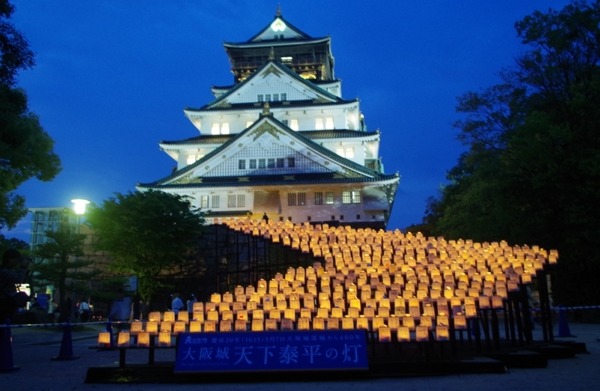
[71,199,90,216]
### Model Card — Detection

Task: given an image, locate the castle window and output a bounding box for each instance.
[342,190,361,204]
[238,160,246,169]
[288,192,306,206]
[315,118,324,130]
[277,158,284,168]
[249,159,257,169]
[265,94,271,102]
[273,93,279,101]
[200,195,209,208]
[314,192,323,205]
[325,117,334,129]
[212,195,220,208]
[287,157,295,167]
[258,94,264,102]
[325,192,334,204]
[258,159,266,169]
[281,93,287,101]
[290,119,299,131]
[267,158,275,168]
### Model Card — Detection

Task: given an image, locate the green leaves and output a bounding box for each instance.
[426,1,600,305]
[86,190,206,301]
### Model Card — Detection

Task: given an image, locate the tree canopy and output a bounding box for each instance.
[422,1,600,305]
[86,190,206,302]
[0,0,61,229]
[33,228,97,316]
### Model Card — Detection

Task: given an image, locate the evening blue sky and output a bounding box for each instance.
[4,1,572,240]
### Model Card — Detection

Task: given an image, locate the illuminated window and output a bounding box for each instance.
[325,117,334,129]
[211,122,229,135]
[200,195,209,208]
[186,155,196,165]
[325,192,334,204]
[221,122,229,134]
[315,118,324,130]
[246,121,253,128]
[342,190,361,204]
[290,119,299,131]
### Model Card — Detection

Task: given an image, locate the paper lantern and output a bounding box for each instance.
[130,321,143,334]
[189,321,202,333]
[117,331,130,347]
[158,331,171,347]
[97,332,111,347]
[137,332,150,347]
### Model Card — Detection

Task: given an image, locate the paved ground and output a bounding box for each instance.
[1,321,599,391]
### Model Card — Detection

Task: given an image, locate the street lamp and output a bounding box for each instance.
[71,199,90,215]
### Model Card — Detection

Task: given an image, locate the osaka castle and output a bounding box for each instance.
[138,11,400,229]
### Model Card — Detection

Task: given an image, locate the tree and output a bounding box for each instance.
[0,0,61,229]
[32,228,97,320]
[425,1,600,305]
[86,190,206,303]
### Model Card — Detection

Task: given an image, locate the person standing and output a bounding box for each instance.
[171,293,184,315]
[186,294,197,314]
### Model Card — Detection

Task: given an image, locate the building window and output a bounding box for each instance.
[273,93,279,101]
[265,94,271,102]
[314,192,323,205]
[315,118,324,130]
[249,159,257,169]
[288,157,295,167]
[186,155,196,165]
[288,193,297,206]
[342,190,361,204]
[281,93,287,101]
[238,159,246,169]
[288,192,306,206]
[325,117,334,129]
[211,122,230,135]
[221,122,229,134]
[227,194,245,208]
[277,158,284,168]
[267,158,275,168]
[282,119,288,126]
[290,119,299,131]
[325,192,334,204]
[212,195,220,208]
[258,94,264,102]
[298,192,306,206]
[258,159,266,169]
[200,195,209,208]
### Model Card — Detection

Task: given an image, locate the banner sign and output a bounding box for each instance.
[174,330,368,373]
